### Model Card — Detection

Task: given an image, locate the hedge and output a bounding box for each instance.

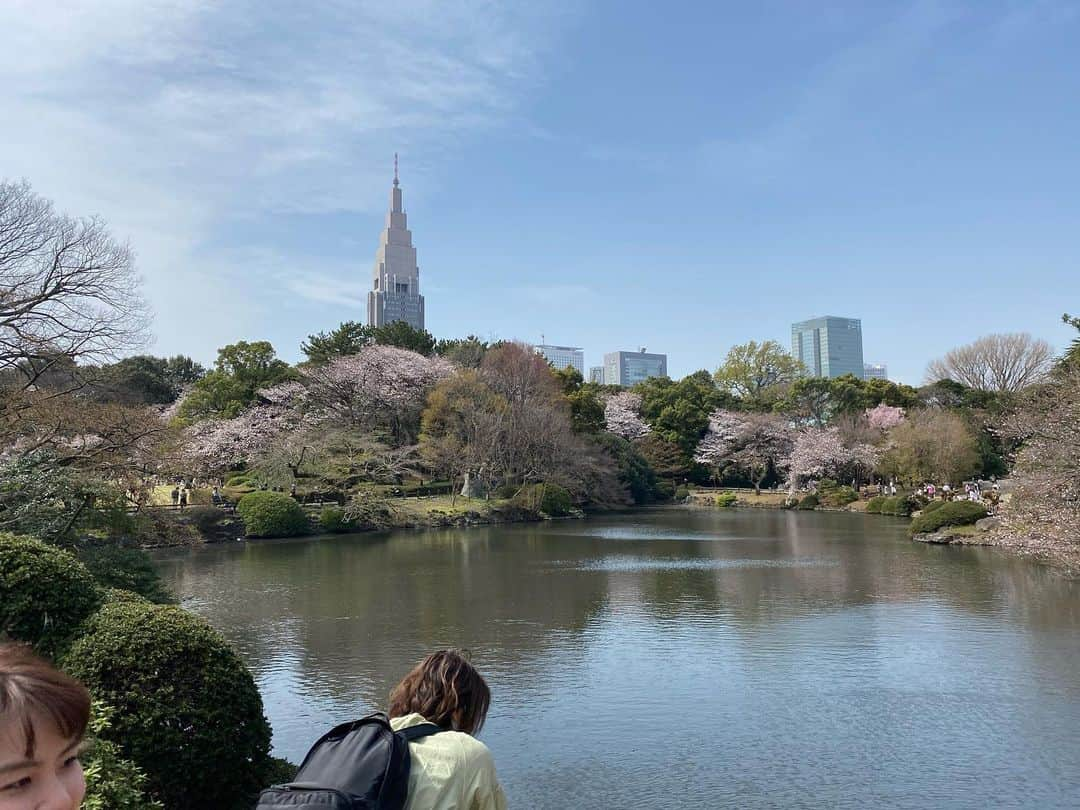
[0,532,101,657]
[63,602,273,810]
[867,495,916,516]
[921,500,946,515]
[797,494,819,510]
[674,486,690,501]
[909,500,988,535]
[714,492,737,508]
[237,491,310,537]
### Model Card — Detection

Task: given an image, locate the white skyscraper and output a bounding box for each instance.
[534,344,584,375]
[367,155,425,330]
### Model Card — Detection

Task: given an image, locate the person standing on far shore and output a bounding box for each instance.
[179,488,188,510]
[171,486,179,508]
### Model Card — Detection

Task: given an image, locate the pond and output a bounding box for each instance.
[153,507,1080,808]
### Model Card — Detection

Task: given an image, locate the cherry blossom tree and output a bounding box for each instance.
[998,365,1080,546]
[866,403,905,431]
[785,427,879,491]
[694,410,794,492]
[603,391,651,440]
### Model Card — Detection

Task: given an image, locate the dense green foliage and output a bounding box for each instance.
[779,374,920,424]
[63,602,273,810]
[713,339,802,407]
[909,500,988,534]
[714,492,737,507]
[0,451,134,541]
[636,371,734,451]
[371,320,437,355]
[434,335,489,367]
[514,483,573,516]
[237,491,310,537]
[301,320,373,363]
[92,354,205,404]
[318,506,358,533]
[797,494,820,510]
[177,340,296,421]
[867,495,917,516]
[593,433,659,504]
[817,479,859,507]
[554,366,607,434]
[921,500,946,515]
[83,702,164,810]
[0,533,101,656]
[76,544,174,604]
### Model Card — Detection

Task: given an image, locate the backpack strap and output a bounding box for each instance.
[398,722,444,742]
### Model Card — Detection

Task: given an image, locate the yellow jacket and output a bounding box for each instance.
[390,713,508,810]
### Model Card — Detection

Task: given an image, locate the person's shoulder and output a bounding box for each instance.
[441,730,495,764]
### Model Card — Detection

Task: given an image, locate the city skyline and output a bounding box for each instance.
[2,3,1077,384]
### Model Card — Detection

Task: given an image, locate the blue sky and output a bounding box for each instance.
[3,1,1078,383]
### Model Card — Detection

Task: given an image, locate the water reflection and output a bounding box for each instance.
[154,507,1080,808]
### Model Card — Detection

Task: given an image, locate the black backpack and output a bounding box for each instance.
[256,712,443,809]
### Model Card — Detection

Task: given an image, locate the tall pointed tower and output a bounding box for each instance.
[367,154,425,330]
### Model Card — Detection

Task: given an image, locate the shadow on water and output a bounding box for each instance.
[152,507,1080,809]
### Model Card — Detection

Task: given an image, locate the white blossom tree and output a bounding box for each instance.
[866,403,905,431]
[785,426,879,491]
[603,391,651,440]
[694,410,794,493]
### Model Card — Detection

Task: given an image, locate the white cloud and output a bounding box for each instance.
[0,0,571,360]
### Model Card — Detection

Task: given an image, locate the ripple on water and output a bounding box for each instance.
[570,556,840,572]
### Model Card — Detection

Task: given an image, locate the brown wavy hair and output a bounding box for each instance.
[388,649,491,735]
[0,643,90,757]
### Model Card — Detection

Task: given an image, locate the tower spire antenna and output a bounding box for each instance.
[393,152,399,187]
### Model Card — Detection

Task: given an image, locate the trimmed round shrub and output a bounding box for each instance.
[493,483,520,500]
[921,500,946,515]
[77,544,173,604]
[0,532,101,656]
[83,701,164,810]
[909,500,988,535]
[674,486,690,501]
[866,496,885,514]
[540,484,573,516]
[318,506,357,533]
[714,492,737,508]
[797,493,819,510]
[237,491,310,537]
[99,588,151,606]
[62,602,272,810]
[512,483,573,516]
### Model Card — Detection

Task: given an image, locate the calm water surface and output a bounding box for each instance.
[153,507,1080,808]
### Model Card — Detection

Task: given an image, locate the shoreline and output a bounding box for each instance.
[685,490,1080,576]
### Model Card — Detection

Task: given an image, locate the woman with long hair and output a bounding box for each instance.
[0,643,89,809]
[388,649,507,810]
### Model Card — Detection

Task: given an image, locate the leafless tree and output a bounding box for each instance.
[926,333,1053,392]
[1,179,148,398]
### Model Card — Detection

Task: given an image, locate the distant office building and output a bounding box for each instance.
[604,350,668,387]
[863,362,888,381]
[588,366,605,385]
[367,155,425,330]
[791,316,864,379]
[535,344,584,375]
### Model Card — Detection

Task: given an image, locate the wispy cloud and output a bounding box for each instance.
[0,0,571,359]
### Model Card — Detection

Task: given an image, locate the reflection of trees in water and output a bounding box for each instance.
[154,510,1080,715]
[154,525,612,710]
